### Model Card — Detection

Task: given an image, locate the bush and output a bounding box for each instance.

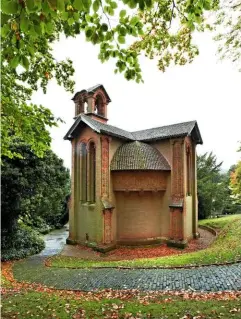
[23,215,52,234]
[1,144,70,235]
[1,224,45,261]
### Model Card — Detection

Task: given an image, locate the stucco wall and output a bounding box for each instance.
[185,196,193,239]
[109,138,125,242]
[151,140,172,167]
[184,136,198,239]
[71,125,104,244]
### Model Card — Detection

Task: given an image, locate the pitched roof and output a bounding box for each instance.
[72,84,111,102]
[64,114,133,140]
[64,115,203,144]
[132,121,199,142]
[110,141,171,171]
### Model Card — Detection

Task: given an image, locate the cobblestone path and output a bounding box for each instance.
[13,227,241,292]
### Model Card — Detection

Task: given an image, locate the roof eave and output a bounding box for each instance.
[63,116,102,140]
[111,168,171,171]
[138,133,187,143]
[88,84,111,103]
[100,130,133,141]
[188,122,203,145]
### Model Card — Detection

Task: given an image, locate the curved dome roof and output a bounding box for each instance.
[111,141,171,171]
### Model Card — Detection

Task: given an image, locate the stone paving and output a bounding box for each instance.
[12,226,241,292]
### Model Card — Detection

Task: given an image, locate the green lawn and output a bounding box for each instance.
[2,290,241,319]
[49,215,241,269]
[198,214,241,229]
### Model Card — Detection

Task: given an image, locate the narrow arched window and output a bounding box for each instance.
[95,95,104,117]
[89,142,96,202]
[84,102,88,113]
[186,145,191,196]
[80,142,87,201]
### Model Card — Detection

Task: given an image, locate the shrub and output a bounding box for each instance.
[23,215,52,234]
[1,144,70,235]
[1,224,45,261]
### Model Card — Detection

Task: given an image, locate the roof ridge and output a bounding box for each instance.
[64,115,202,144]
[131,120,197,134]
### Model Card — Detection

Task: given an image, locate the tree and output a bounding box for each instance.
[197,152,229,219]
[214,0,241,70]
[1,0,217,158]
[1,142,70,235]
[230,144,241,204]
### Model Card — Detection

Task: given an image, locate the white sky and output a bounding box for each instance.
[32,31,241,171]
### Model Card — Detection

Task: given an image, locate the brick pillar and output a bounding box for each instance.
[169,139,185,241]
[101,136,110,198]
[101,136,112,244]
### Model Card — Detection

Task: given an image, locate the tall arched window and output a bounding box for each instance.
[89,142,96,202]
[186,145,191,196]
[80,142,87,201]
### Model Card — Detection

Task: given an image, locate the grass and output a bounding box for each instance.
[2,290,241,319]
[49,215,241,269]
[198,214,241,229]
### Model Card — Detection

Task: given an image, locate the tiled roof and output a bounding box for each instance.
[64,115,203,144]
[132,121,198,141]
[110,141,171,171]
[64,114,133,140]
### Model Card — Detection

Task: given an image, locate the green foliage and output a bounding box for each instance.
[230,145,241,204]
[1,143,70,235]
[1,224,45,261]
[1,0,217,159]
[214,0,241,70]
[197,152,230,219]
[1,66,60,159]
[1,0,216,82]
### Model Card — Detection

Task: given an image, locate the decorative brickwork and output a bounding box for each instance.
[101,136,110,198]
[101,136,113,244]
[170,208,183,240]
[171,140,184,199]
[170,139,184,240]
[93,89,107,118]
[112,171,168,191]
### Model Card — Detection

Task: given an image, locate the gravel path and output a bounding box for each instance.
[13,226,241,292]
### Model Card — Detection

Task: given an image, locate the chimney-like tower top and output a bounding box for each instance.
[72,84,111,123]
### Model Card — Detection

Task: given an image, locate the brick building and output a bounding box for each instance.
[64,84,203,249]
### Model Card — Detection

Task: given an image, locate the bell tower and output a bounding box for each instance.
[72,84,111,123]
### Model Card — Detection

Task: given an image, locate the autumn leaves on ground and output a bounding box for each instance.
[1,215,241,319]
[1,260,241,319]
[49,215,241,269]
